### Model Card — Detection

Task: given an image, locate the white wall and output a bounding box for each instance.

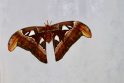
[0,0,124,83]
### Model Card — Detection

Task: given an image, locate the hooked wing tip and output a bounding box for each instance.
[8,36,18,52]
[74,21,92,38]
[80,25,92,38]
[8,31,22,52]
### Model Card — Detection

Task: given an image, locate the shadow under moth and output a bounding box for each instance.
[8,21,92,63]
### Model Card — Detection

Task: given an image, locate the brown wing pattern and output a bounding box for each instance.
[8,26,48,63]
[52,21,92,61]
[8,21,92,63]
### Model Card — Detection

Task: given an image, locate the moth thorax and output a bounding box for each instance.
[45,32,53,43]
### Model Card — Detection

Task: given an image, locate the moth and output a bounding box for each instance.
[8,21,92,63]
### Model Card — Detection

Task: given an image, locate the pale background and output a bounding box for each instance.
[0,0,124,83]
